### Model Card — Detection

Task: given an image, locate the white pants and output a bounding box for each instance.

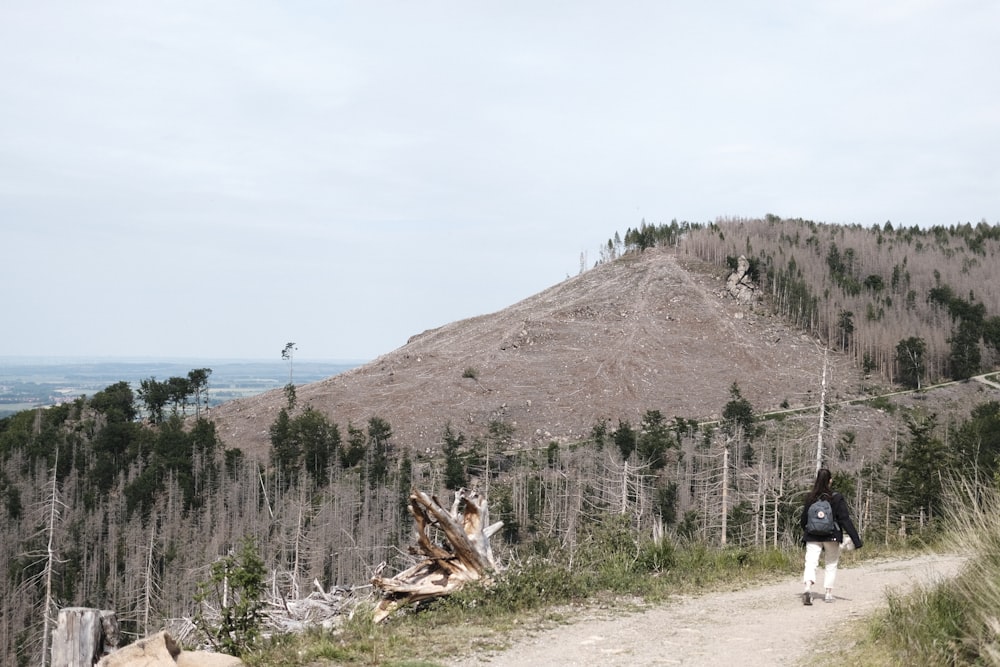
[802,541,841,589]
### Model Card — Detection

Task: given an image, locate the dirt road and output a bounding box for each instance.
[447,553,966,667]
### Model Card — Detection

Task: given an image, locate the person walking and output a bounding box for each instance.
[800,467,862,605]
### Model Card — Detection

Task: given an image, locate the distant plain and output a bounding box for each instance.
[0,358,362,418]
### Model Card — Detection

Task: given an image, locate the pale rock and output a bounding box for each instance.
[97,631,243,667]
[725,254,759,305]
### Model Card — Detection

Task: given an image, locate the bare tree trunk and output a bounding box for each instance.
[815,347,828,472]
[42,448,64,667]
[721,446,729,546]
[50,608,118,667]
[142,521,156,636]
[620,460,629,515]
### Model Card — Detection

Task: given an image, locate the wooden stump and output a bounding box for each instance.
[51,607,118,667]
[371,487,503,622]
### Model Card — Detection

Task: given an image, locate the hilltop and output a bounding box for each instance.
[208,248,863,459]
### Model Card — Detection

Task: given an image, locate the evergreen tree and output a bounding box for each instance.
[894,415,951,521]
[137,378,169,424]
[366,416,392,489]
[654,480,678,524]
[441,423,468,490]
[896,337,926,389]
[90,382,142,492]
[837,310,854,351]
[397,451,413,527]
[187,368,212,417]
[952,401,1000,484]
[613,419,636,460]
[637,409,672,470]
[194,537,266,657]
[269,408,297,489]
[295,408,340,486]
[949,318,982,380]
[339,422,366,468]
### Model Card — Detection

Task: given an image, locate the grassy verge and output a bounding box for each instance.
[240,517,935,667]
[813,485,998,667]
[242,530,831,667]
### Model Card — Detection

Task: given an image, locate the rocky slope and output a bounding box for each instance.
[208,248,865,460]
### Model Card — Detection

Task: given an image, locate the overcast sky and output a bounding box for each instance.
[2,1,997,362]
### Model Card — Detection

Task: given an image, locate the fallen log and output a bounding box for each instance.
[371,487,503,622]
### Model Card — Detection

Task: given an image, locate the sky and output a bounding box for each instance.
[2,1,998,362]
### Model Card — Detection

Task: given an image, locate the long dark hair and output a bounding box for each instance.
[805,467,833,506]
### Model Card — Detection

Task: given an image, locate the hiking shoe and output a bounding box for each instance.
[824,592,834,603]
[803,592,812,606]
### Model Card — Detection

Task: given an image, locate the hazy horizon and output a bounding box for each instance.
[0,354,371,365]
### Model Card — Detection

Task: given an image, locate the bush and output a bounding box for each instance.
[636,539,676,573]
[194,537,266,657]
[433,559,588,618]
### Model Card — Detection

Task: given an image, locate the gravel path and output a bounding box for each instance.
[447,553,966,667]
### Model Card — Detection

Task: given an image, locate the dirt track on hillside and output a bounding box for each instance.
[446,553,966,667]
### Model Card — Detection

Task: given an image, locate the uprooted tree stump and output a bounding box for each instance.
[371,487,503,622]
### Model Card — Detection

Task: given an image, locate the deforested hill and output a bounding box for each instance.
[208,245,861,460]
[210,216,1000,460]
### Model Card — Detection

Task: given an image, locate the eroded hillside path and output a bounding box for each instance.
[447,553,966,667]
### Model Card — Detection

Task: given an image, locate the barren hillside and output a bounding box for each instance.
[208,248,864,459]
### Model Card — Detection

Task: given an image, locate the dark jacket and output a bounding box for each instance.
[800,491,863,548]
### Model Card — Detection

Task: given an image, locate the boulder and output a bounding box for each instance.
[177,652,244,667]
[97,631,243,667]
[725,255,759,305]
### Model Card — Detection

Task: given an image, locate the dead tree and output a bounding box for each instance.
[50,607,119,667]
[371,488,503,623]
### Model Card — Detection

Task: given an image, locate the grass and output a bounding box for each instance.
[242,515,973,667]
[244,528,805,667]
[812,483,1000,667]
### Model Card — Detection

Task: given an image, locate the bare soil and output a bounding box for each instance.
[445,552,966,667]
[208,249,865,459]
[206,246,997,475]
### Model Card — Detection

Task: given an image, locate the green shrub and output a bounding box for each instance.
[636,539,676,573]
[194,537,267,657]
[866,395,895,412]
[433,559,588,618]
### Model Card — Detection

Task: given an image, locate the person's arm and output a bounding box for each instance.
[834,493,863,548]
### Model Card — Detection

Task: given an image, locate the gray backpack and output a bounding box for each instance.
[806,496,836,536]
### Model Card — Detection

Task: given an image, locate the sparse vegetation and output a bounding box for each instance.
[5,218,1000,664]
[828,483,1000,666]
[247,535,800,666]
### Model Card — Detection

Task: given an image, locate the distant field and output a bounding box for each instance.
[0,358,363,418]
